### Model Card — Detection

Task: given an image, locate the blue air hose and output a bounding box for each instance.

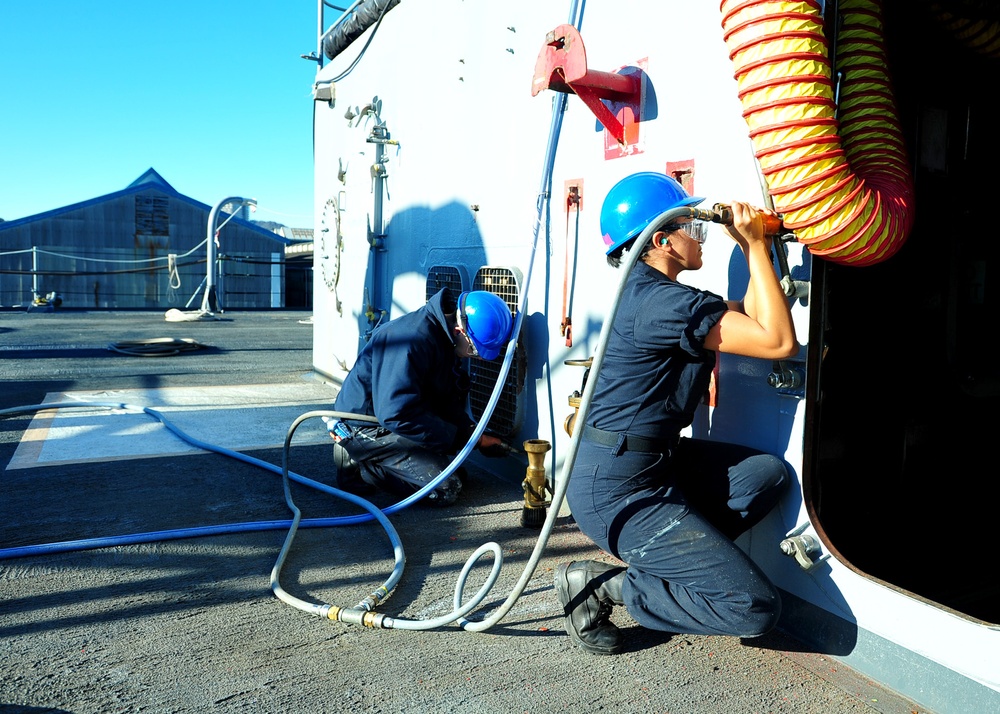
[0,401,506,623]
[0,402,402,558]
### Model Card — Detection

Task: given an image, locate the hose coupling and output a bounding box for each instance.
[690,203,785,236]
[767,366,804,390]
[521,439,552,528]
[337,607,387,628]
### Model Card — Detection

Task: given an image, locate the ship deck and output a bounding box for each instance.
[0,309,926,713]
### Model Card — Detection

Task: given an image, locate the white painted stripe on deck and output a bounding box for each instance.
[7,382,339,470]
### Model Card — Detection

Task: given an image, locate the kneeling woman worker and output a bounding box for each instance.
[555,172,798,655]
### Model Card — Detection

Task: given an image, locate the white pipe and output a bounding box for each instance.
[31,245,39,300]
[202,196,255,314]
[461,206,693,632]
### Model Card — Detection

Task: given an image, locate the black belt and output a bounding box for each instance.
[582,425,677,453]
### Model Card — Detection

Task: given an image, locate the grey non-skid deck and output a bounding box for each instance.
[1,310,925,713]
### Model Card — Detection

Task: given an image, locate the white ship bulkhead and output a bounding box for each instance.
[311,2,1000,712]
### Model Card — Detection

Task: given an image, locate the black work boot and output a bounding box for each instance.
[333,442,373,495]
[554,560,626,655]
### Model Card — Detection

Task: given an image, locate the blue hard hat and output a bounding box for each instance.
[600,172,704,255]
[459,291,513,360]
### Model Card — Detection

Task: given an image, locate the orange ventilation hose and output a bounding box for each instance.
[720,0,914,266]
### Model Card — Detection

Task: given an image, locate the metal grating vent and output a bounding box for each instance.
[425,265,465,302]
[469,267,524,437]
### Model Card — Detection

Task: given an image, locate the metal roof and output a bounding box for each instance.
[0,168,293,246]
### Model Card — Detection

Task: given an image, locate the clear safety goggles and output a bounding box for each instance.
[458,299,480,358]
[665,221,708,244]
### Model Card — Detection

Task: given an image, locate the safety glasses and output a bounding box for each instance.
[458,300,480,358]
[665,221,707,244]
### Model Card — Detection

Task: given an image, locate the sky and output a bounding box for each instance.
[1,1,327,228]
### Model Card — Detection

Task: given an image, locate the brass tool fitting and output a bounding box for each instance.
[521,439,552,528]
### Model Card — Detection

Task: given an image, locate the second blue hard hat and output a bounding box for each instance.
[459,291,513,360]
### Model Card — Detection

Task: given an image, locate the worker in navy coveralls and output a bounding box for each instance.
[555,172,798,655]
[332,287,513,505]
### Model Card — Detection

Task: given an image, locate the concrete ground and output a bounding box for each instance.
[0,309,928,714]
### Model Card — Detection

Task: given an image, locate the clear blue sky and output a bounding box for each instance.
[1,1,327,228]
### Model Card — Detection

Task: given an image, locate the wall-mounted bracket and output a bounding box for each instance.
[780,523,831,572]
[531,24,641,146]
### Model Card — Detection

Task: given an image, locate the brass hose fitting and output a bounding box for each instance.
[521,439,551,528]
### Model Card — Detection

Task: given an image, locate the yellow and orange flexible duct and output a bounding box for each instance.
[720,0,914,266]
[929,1,1000,58]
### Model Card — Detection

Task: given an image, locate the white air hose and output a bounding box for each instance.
[459,206,695,632]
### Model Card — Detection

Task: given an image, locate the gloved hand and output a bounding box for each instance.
[477,434,515,458]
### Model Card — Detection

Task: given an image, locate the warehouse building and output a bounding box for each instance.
[0,169,312,310]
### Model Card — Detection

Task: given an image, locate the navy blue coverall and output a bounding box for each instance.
[567,261,788,637]
[334,288,474,504]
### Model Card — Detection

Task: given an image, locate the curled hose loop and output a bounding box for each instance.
[720,0,914,266]
[386,542,504,630]
[107,338,207,357]
[272,411,506,629]
[270,410,407,620]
